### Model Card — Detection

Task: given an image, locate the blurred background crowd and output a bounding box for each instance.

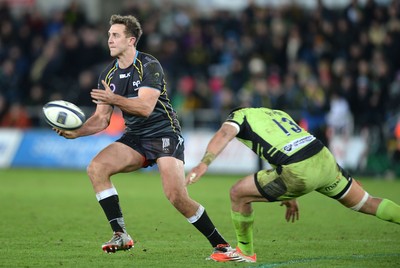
[0,0,399,176]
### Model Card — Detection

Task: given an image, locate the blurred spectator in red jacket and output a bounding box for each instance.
[0,102,31,129]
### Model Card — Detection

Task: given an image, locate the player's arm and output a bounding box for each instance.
[56,103,113,139]
[91,79,159,118]
[93,60,164,117]
[186,122,239,185]
[116,86,159,117]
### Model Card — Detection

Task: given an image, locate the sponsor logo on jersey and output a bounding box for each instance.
[325,179,340,192]
[282,135,315,152]
[132,80,141,88]
[119,73,131,79]
[177,135,183,146]
[110,83,116,92]
[283,144,292,151]
[162,137,170,153]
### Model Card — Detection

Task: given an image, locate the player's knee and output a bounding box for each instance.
[349,192,369,212]
[230,183,242,203]
[165,190,195,216]
[165,188,186,207]
[165,191,178,205]
[87,160,108,180]
[339,179,372,213]
[87,161,97,178]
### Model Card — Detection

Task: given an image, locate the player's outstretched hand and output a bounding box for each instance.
[280,199,299,223]
[186,163,208,186]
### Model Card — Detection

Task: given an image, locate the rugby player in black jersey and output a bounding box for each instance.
[55,14,231,258]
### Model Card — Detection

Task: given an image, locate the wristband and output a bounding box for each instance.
[201,151,216,166]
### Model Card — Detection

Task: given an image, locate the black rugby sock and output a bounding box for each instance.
[191,209,228,247]
[99,195,125,232]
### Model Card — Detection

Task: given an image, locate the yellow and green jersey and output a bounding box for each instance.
[225,107,324,167]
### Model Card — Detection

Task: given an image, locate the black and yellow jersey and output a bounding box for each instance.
[98,51,181,137]
[226,107,324,166]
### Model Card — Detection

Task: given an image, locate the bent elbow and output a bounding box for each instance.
[140,105,155,118]
[136,109,151,118]
[142,110,152,118]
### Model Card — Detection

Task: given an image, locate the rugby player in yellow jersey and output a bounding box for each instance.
[187,107,400,263]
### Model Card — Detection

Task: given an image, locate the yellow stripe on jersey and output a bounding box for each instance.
[157,100,177,133]
[157,84,177,134]
[134,58,143,80]
[270,148,279,157]
[104,65,117,85]
[267,147,275,154]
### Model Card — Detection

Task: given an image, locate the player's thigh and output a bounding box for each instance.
[91,142,144,174]
[157,156,186,193]
[309,148,352,198]
[263,147,344,201]
[231,173,272,203]
[254,168,294,202]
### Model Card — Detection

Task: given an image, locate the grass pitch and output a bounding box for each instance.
[0,169,399,267]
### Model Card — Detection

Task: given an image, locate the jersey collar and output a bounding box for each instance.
[115,50,139,68]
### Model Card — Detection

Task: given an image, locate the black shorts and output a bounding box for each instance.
[116,133,185,168]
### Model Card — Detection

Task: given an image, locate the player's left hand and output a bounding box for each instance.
[91,80,116,105]
[280,199,299,223]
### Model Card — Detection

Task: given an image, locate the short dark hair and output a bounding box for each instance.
[109,14,142,46]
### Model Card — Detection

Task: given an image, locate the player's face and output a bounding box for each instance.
[107,24,134,58]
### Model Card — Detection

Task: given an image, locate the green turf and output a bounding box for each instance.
[0,169,399,267]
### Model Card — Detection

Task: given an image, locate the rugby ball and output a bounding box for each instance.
[42,100,86,130]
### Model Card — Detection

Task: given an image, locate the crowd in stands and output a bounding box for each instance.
[0,0,400,175]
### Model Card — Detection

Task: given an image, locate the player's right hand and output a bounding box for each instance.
[185,163,208,186]
[53,128,79,139]
[280,199,299,223]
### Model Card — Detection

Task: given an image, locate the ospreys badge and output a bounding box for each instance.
[162,137,170,153]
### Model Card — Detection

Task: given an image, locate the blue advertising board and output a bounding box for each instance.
[11,130,119,169]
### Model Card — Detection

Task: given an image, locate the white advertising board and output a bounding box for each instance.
[0,129,23,168]
[184,130,259,174]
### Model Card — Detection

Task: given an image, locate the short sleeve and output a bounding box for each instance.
[141,61,164,91]
[226,109,245,131]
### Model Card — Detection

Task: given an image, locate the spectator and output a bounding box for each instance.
[73,69,97,107]
[353,76,372,132]
[64,0,87,29]
[0,102,31,129]
[0,94,7,123]
[0,58,21,103]
[280,73,303,111]
[26,84,46,106]
[388,71,400,114]
[29,36,63,91]
[326,89,353,140]
[393,120,400,167]
[300,77,329,145]
[44,9,64,38]
[77,25,108,70]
